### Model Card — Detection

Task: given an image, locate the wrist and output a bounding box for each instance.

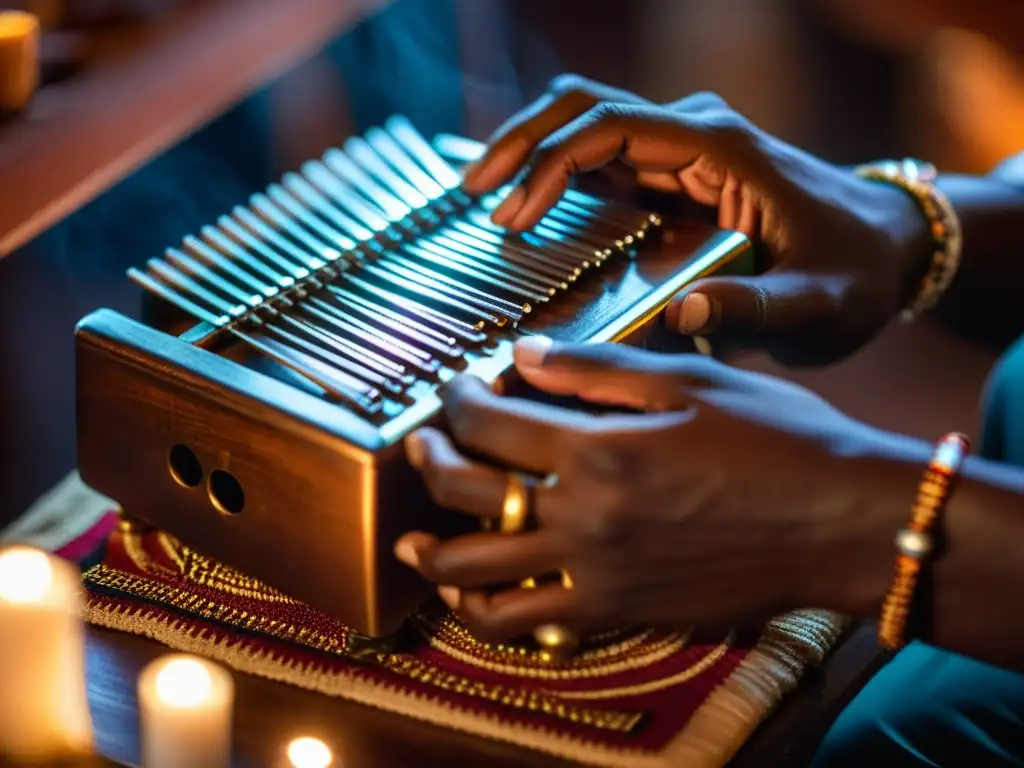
[801,425,933,618]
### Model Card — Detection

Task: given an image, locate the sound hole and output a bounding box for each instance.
[208,470,245,515]
[168,444,203,488]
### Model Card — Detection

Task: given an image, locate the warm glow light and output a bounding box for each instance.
[0,11,38,42]
[154,658,214,708]
[0,547,53,604]
[287,737,333,768]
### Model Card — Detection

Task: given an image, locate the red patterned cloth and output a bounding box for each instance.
[76,517,845,768]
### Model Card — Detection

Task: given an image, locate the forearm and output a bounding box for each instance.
[931,173,1024,346]
[837,432,1024,670]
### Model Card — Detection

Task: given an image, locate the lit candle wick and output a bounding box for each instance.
[0,547,53,604]
[155,658,214,708]
[287,737,333,768]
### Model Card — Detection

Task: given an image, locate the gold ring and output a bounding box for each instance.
[500,473,531,534]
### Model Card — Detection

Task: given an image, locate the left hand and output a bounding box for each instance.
[394,338,895,643]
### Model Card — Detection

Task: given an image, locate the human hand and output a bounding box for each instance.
[393,338,896,643]
[463,77,933,365]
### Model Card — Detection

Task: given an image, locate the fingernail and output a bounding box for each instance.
[405,431,425,469]
[491,186,526,226]
[438,586,461,609]
[394,539,420,569]
[678,293,713,333]
[514,335,553,369]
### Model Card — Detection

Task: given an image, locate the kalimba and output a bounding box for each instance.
[74,116,751,637]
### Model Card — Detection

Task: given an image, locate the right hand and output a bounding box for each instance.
[463,76,933,366]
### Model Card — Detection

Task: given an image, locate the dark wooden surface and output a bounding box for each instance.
[0,0,390,257]
[85,622,888,768]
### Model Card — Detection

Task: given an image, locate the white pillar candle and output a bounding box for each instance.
[0,546,93,763]
[138,654,234,768]
[286,737,333,768]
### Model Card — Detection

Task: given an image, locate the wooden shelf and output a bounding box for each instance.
[0,0,389,258]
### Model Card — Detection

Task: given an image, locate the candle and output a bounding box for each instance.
[0,11,39,112]
[286,737,333,768]
[138,654,234,768]
[0,546,93,763]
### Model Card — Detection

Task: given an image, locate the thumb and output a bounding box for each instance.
[664,271,841,337]
[512,337,684,409]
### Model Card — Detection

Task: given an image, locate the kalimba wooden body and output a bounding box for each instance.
[75,119,751,637]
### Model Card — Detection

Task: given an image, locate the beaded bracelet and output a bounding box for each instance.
[878,431,971,651]
[854,159,963,323]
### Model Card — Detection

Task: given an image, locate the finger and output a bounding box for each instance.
[501,103,710,231]
[401,531,564,590]
[664,271,843,338]
[513,336,704,410]
[406,428,513,517]
[459,583,594,643]
[463,75,651,194]
[441,374,589,473]
[635,170,684,193]
[665,91,730,114]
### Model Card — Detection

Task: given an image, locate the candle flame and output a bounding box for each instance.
[0,547,53,603]
[154,658,214,708]
[287,737,333,768]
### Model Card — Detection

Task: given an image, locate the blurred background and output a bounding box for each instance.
[1,0,1022,525]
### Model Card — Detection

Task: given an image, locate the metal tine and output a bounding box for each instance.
[244,334,383,414]
[197,227,299,291]
[284,314,412,382]
[306,151,577,290]
[248,195,353,263]
[182,235,286,303]
[340,136,593,275]
[249,182,528,322]
[444,221,580,279]
[463,207,603,267]
[298,300,441,376]
[309,149,581,283]
[282,172,396,241]
[408,239,554,301]
[147,259,247,320]
[128,267,231,327]
[359,262,508,327]
[162,247,264,310]
[127,267,381,414]
[263,318,410,395]
[215,200,488,346]
[380,254,527,317]
[334,276,488,340]
[154,252,407,393]
[212,217,314,284]
[427,230,569,288]
[366,129,605,267]
[386,115,639,236]
[267,184,375,249]
[325,289,465,358]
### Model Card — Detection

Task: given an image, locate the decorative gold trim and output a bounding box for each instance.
[84,596,847,768]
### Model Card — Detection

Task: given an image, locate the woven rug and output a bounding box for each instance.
[19,482,848,768]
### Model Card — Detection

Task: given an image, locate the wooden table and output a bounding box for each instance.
[0,0,389,258]
[85,622,889,767]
